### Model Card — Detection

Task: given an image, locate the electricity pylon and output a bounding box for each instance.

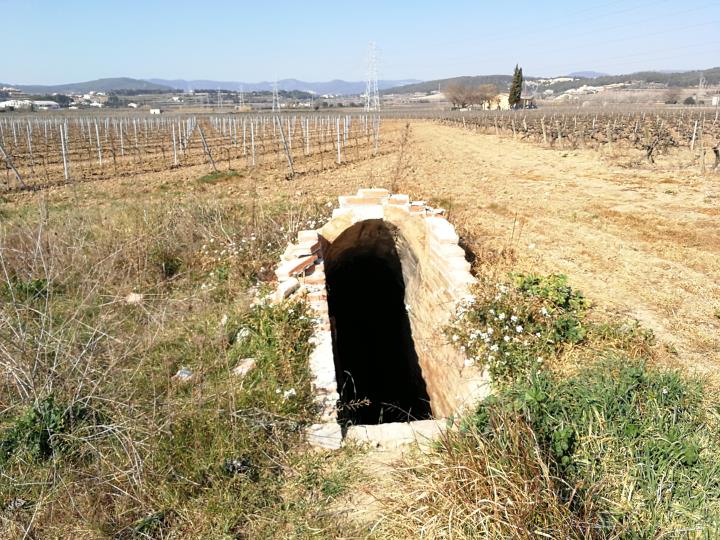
[365,42,380,112]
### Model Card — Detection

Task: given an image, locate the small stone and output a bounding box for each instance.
[232,357,256,378]
[172,367,194,383]
[297,230,319,243]
[125,292,143,305]
[236,327,251,343]
[386,194,410,205]
[357,188,390,198]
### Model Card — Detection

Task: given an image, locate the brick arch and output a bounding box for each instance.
[271,189,490,448]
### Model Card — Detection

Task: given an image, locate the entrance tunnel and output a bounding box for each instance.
[325,220,432,425]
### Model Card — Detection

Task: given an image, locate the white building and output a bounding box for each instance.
[149,108,162,115]
[0,99,32,110]
[33,100,60,110]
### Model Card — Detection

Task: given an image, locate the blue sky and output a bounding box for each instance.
[2,0,718,84]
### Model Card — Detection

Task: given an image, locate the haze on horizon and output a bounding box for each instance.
[2,0,719,85]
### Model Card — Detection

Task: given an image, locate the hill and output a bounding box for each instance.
[383,75,515,94]
[146,78,421,95]
[386,67,720,94]
[545,67,720,92]
[10,78,174,94]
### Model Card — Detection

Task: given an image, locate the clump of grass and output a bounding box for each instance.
[446,273,588,381]
[383,271,718,538]
[197,169,240,185]
[0,395,97,465]
[467,358,720,536]
[1,275,49,301]
[378,357,720,538]
[375,408,601,539]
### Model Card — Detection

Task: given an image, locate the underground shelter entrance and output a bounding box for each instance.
[325,220,432,425]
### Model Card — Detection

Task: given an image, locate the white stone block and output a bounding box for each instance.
[351,205,384,222]
[306,423,343,450]
[309,332,337,391]
[273,277,300,303]
[426,216,460,244]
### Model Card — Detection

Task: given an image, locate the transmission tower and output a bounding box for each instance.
[696,74,707,102]
[365,42,380,112]
[272,80,280,112]
[239,85,245,108]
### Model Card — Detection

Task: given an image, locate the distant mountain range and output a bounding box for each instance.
[384,67,720,94]
[2,77,172,94]
[144,78,421,95]
[4,68,717,98]
[1,77,421,96]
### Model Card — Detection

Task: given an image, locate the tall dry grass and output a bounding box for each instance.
[373,411,601,540]
[0,192,352,538]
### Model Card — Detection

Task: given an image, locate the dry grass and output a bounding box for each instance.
[0,185,358,538]
[373,413,600,539]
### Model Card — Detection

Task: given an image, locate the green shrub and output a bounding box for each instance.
[446,273,588,381]
[1,276,49,301]
[0,396,95,465]
[469,358,720,535]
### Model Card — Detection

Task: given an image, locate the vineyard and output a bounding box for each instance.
[3,108,720,192]
[429,109,720,169]
[0,113,384,191]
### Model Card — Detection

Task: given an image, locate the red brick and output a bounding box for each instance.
[386,194,410,205]
[275,255,316,281]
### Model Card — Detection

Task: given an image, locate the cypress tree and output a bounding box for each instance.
[509,64,523,108]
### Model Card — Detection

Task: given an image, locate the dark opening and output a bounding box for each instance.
[325,221,432,425]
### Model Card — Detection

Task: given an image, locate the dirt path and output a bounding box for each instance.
[395,123,719,378]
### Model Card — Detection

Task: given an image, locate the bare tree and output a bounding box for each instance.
[476,84,498,109]
[445,83,498,110]
[444,83,474,109]
[664,87,681,104]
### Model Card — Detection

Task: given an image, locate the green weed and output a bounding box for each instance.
[447,273,588,381]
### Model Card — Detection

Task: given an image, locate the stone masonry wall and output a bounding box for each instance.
[271,188,490,447]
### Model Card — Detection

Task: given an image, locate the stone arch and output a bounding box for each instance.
[271,189,490,448]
